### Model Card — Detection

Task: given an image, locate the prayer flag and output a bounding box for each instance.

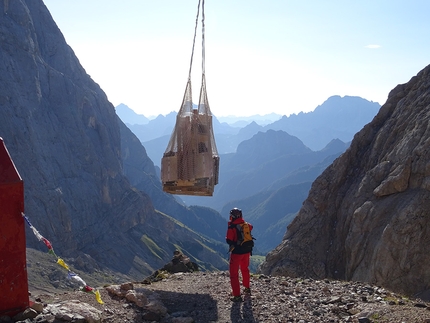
[57,258,69,270]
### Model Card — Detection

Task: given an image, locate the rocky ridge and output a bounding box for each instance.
[5,271,430,323]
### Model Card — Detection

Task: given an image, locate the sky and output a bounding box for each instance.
[42,0,430,118]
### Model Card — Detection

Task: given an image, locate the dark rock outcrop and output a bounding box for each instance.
[260,64,430,298]
[0,0,227,279]
[142,250,199,286]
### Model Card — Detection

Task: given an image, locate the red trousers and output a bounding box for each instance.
[229,252,250,296]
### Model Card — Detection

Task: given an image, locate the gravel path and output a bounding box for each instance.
[31,271,430,323]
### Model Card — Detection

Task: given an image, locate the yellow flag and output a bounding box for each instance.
[95,290,104,304]
[57,258,69,270]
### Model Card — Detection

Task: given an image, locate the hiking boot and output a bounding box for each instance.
[244,287,251,294]
[230,295,243,302]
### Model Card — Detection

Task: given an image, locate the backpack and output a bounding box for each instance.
[235,222,255,251]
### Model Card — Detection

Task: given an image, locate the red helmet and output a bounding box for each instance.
[230,208,242,219]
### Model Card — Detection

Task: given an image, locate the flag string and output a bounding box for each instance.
[22,212,104,304]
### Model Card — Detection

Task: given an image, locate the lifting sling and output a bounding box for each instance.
[161,0,219,196]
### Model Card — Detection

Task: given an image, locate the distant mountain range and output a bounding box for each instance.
[181,132,349,252]
[215,113,282,127]
[116,103,282,127]
[116,99,374,252]
[116,95,380,164]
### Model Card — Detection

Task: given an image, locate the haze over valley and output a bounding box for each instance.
[116,95,380,252]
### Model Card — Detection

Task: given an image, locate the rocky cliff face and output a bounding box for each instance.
[260,64,430,298]
[0,0,227,278]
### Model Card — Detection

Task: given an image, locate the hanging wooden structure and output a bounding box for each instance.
[161,0,219,196]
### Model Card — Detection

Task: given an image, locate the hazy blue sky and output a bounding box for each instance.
[43,0,430,117]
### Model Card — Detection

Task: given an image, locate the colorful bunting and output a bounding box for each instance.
[22,213,104,304]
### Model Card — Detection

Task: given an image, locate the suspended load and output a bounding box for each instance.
[161,0,219,196]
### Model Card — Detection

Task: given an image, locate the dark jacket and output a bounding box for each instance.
[226,217,253,254]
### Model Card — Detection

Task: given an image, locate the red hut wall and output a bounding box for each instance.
[0,138,28,316]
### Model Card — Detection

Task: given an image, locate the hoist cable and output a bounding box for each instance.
[188,0,202,81]
[201,0,206,77]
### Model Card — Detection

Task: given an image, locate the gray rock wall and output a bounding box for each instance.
[260,64,430,298]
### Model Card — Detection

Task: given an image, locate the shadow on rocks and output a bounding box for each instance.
[230,296,256,323]
[151,290,218,323]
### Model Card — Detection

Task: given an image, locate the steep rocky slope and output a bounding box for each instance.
[0,0,227,279]
[260,64,430,299]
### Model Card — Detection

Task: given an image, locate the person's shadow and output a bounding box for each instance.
[230,296,257,322]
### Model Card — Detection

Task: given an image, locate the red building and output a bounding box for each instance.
[0,138,29,316]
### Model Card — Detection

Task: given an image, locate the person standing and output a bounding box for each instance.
[226,207,253,302]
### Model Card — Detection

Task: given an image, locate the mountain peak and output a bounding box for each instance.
[115,104,150,125]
